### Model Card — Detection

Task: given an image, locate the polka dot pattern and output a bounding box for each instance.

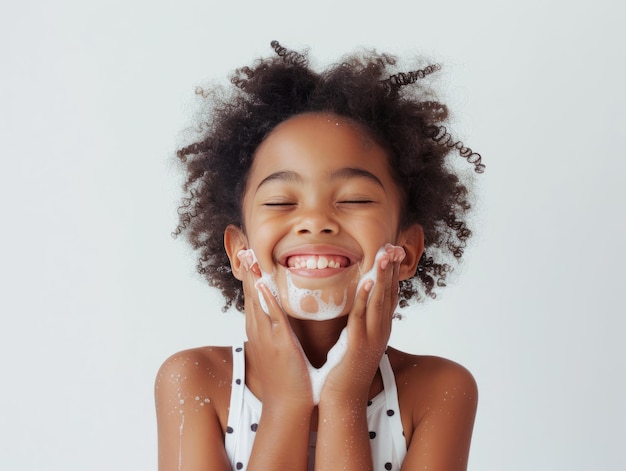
[224,344,407,471]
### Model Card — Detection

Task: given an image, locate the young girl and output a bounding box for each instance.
[156,41,483,471]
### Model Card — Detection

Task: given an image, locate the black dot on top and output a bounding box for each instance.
[251,423,258,432]
[235,378,241,385]
[369,431,376,439]
[385,463,392,470]
[236,462,243,470]
[367,400,372,407]
[226,426,233,434]
[386,409,395,417]
[235,347,243,352]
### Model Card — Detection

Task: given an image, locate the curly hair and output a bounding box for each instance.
[175,41,484,313]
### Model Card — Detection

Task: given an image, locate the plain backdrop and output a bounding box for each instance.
[1,0,625,469]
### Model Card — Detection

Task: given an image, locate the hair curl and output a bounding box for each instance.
[175,41,483,312]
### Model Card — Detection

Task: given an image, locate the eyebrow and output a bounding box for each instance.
[330,167,383,187]
[256,170,303,192]
[256,167,384,193]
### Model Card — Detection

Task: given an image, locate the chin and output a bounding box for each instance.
[274,265,360,321]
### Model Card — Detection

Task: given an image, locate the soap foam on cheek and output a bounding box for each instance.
[357,244,406,300]
[236,249,280,313]
[356,246,387,299]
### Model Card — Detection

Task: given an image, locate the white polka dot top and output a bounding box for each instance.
[225,345,407,470]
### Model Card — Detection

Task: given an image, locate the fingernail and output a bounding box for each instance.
[237,249,255,271]
[395,247,406,263]
[380,256,390,271]
[363,279,374,293]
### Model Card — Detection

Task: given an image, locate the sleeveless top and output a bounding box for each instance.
[225,345,407,470]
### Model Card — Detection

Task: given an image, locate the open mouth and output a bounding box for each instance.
[286,255,351,270]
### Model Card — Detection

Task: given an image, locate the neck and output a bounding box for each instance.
[288,316,348,368]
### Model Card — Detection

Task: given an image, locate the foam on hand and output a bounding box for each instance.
[237,248,280,313]
[356,244,406,301]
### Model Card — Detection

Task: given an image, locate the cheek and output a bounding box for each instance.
[246,221,283,266]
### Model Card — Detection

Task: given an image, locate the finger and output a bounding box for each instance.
[243,270,270,339]
[382,245,405,322]
[346,275,373,340]
[255,281,287,329]
[365,252,393,334]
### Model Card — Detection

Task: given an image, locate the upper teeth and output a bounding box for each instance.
[288,255,346,269]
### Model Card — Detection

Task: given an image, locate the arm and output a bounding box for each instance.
[243,276,314,470]
[155,351,231,471]
[401,360,478,471]
[315,246,404,471]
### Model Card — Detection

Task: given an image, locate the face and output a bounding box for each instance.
[227,112,420,319]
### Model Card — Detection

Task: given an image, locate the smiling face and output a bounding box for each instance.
[226,112,422,319]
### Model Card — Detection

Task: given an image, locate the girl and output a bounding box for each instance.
[156,41,482,471]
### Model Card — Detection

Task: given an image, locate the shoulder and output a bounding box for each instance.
[156,346,233,383]
[387,348,477,397]
[156,346,233,392]
[155,347,236,469]
[155,346,234,425]
[386,348,478,431]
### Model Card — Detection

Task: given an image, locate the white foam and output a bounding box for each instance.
[356,245,387,300]
[307,327,348,404]
[283,270,347,320]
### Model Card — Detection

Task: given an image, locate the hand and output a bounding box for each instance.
[241,261,314,409]
[321,244,405,403]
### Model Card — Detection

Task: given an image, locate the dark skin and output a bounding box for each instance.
[155,113,478,470]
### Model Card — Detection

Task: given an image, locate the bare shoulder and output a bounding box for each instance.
[154,346,234,429]
[386,347,478,443]
[155,346,236,470]
[387,347,477,398]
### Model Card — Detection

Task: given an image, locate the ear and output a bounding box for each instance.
[224,224,249,281]
[396,224,425,281]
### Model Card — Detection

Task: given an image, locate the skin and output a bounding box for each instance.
[155,113,478,470]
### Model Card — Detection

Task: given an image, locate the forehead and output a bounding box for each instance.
[265,112,376,148]
[248,112,391,180]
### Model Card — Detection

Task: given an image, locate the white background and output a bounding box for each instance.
[1,0,625,469]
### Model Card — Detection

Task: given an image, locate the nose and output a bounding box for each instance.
[294,206,339,235]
